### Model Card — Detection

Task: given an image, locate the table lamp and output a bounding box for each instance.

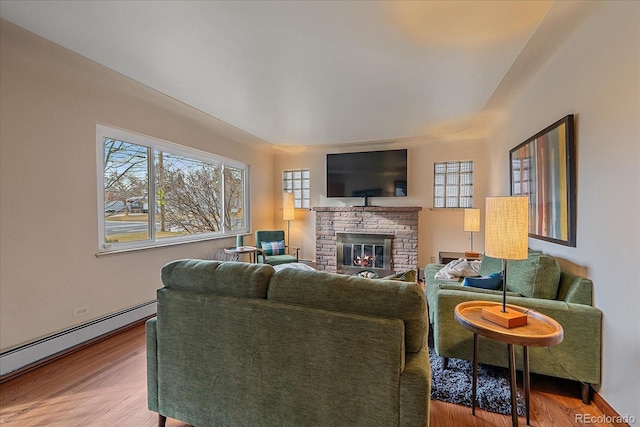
[482,196,529,328]
[463,208,481,257]
[283,191,295,249]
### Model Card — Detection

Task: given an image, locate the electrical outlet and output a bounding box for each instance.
[73,306,88,318]
[431,256,436,263]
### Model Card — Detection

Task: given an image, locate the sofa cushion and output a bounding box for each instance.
[268,268,427,353]
[462,272,502,290]
[381,269,417,282]
[480,252,561,299]
[161,259,274,298]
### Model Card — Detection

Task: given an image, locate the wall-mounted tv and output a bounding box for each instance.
[326,149,407,198]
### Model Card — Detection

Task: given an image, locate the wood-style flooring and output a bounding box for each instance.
[0,322,617,426]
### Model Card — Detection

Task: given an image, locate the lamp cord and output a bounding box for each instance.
[511,308,586,386]
[545,346,585,385]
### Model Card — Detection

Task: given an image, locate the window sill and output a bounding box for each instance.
[95,234,233,257]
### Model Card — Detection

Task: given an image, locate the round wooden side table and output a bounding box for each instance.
[454,301,563,427]
[223,246,258,263]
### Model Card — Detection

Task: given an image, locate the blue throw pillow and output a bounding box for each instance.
[261,240,285,256]
[462,272,503,290]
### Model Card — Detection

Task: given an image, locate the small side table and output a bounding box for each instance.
[439,251,482,264]
[454,301,563,427]
[223,246,258,263]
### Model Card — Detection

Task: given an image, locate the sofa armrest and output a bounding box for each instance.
[399,346,431,427]
[145,317,159,412]
[435,290,602,384]
[557,272,593,305]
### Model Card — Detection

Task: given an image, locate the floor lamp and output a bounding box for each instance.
[463,208,480,257]
[482,196,529,328]
[283,192,295,250]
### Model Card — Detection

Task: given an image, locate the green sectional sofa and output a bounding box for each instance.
[424,251,602,404]
[147,260,431,427]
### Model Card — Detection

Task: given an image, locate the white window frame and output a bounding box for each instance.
[96,124,250,254]
[433,160,474,208]
[283,169,310,209]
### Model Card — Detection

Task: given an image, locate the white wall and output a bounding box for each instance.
[0,21,276,351]
[274,137,487,269]
[485,2,639,418]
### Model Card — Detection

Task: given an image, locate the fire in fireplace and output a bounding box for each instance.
[336,233,392,273]
[354,254,375,267]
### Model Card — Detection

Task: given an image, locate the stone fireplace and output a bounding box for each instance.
[313,206,421,273]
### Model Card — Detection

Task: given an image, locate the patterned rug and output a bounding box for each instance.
[429,336,526,416]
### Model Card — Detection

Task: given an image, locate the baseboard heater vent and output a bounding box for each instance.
[0,300,156,377]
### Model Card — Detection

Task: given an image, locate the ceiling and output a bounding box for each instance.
[0,0,556,147]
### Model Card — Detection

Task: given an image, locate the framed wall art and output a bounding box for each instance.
[510,115,576,247]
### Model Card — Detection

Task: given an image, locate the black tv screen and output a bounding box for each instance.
[326,149,407,198]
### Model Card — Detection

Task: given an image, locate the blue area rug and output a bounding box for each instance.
[429,338,526,416]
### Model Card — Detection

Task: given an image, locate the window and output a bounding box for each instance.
[511,157,532,196]
[433,160,473,208]
[283,169,310,209]
[97,125,250,253]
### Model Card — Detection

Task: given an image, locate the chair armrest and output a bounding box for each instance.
[285,246,300,260]
[255,247,267,263]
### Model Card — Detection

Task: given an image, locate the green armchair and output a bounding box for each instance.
[254,230,299,266]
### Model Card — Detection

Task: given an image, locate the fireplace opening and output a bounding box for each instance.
[336,233,392,273]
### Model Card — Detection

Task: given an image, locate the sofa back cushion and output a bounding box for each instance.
[480,252,561,299]
[268,268,427,352]
[161,259,274,298]
[155,291,405,426]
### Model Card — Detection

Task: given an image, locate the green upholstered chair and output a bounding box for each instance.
[255,230,299,266]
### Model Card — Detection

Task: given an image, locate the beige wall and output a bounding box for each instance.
[0,21,276,350]
[274,137,487,269]
[2,1,638,418]
[484,2,639,417]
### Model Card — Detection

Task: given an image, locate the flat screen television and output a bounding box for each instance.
[326,149,407,198]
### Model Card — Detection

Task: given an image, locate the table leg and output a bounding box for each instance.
[523,346,530,425]
[507,343,518,427]
[472,333,479,415]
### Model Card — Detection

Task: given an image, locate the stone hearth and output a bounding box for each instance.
[313,206,421,273]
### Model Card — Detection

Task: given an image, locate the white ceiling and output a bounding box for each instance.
[0,0,555,147]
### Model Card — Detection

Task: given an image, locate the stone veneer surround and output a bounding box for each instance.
[313,206,421,273]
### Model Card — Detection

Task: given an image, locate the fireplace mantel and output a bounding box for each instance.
[313,206,422,273]
[313,206,422,213]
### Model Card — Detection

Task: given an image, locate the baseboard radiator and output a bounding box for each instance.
[0,300,157,377]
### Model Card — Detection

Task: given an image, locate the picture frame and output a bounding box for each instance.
[510,115,576,247]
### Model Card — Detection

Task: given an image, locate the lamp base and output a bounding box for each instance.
[481,305,528,328]
[464,251,481,257]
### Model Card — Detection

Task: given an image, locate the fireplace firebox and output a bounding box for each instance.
[336,233,393,273]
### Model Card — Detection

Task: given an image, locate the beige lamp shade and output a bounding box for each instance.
[463,208,480,232]
[484,196,529,260]
[283,192,295,221]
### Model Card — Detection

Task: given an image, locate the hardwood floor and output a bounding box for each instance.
[0,323,616,427]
